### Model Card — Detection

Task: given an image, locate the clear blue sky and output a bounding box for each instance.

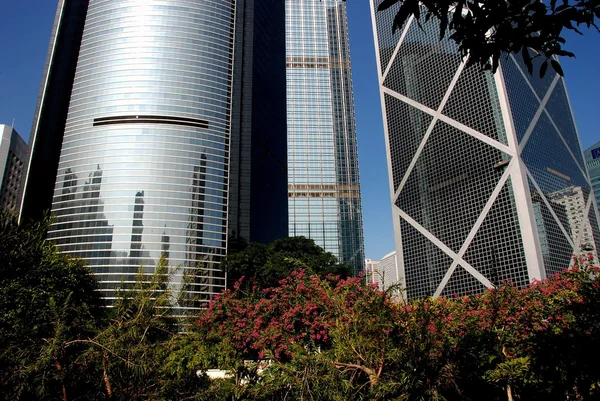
[0,1,598,260]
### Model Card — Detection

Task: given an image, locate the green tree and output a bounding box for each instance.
[0,211,104,400]
[220,236,352,290]
[374,0,599,76]
[72,254,208,400]
[196,271,409,400]
[0,213,208,400]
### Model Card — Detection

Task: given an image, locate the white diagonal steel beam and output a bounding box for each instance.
[542,109,589,183]
[433,159,514,296]
[509,54,543,104]
[396,205,493,288]
[456,260,495,289]
[518,74,560,153]
[382,16,414,81]
[382,87,515,157]
[396,206,458,260]
[392,60,466,202]
[494,61,546,281]
[525,168,576,250]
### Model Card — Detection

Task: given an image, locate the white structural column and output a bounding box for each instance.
[493,63,546,282]
[370,0,407,297]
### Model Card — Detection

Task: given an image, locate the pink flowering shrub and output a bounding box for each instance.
[197,270,394,361]
[195,259,600,401]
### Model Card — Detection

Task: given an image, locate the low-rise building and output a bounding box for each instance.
[0,125,28,213]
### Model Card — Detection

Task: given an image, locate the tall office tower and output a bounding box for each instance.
[22,0,287,308]
[286,0,365,273]
[584,143,600,209]
[0,125,29,213]
[371,2,600,299]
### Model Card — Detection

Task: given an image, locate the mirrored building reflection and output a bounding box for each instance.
[23,0,287,312]
[286,0,365,273]
[371,1,600,299]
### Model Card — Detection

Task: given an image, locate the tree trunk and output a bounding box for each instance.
[507,384,514,401]
[55,359,68,401]
[501,346,515,401]
[334,362,379,387]
[103,353,113,398]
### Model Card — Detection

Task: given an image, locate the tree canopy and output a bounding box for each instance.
[374,0,599,76]
[197,256,600,400]
[2,211,600,400]
[219,236,352,290]
[0,211,104,400]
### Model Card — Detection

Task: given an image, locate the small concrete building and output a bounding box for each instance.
[0,125,28,214]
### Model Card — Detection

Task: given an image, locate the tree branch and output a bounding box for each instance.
[64,339,137,366]
[333,362,379,386]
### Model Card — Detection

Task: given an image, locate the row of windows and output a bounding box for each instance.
[51,0,236,296]
[63,130,229,150]
[286,0,363,273]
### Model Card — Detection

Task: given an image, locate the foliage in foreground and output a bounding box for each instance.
[2,209,600,400]
[220,236,352,290]
[373,0,599,77]
[0,211,206,401]
[0,211,103,400]
[196,257,600,401]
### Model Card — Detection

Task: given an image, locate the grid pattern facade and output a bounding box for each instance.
[286,0,365,273]
[0,126,28,213]
[502,54,600,273]
[584,142,600,223]
[46,0,237,305]
[371,2,599,299]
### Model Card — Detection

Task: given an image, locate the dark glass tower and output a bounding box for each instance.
[22,0,287,309]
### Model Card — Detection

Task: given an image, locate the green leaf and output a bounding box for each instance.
[539,60,548,78]
[554,50,575,58]
[439,12,449,40]
[550,59,564,76]
[521,47,533,74]
[392,0,417,33]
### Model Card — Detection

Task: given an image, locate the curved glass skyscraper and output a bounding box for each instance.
[22,0,287,309]
[286,0,365,273]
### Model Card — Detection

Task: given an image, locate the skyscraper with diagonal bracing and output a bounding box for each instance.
[371,1,600,299]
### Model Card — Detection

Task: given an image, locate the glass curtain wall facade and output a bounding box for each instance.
[371,1,600,299]
[584,142,600,211]
[229,0,288,249]
[24,0,287,311]
[286,0,365,273]
[47,0,236,305]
